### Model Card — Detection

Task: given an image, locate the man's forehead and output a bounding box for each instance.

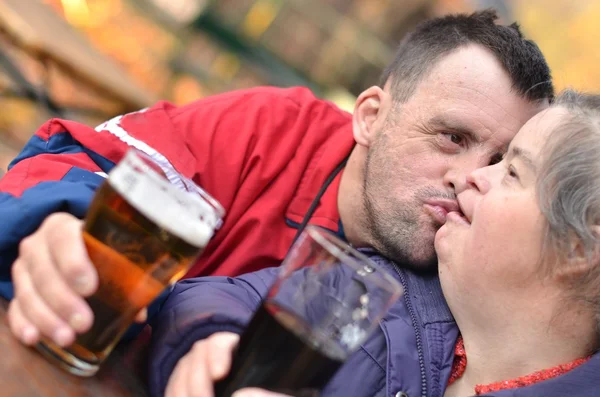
[428,45,506,81]
[396,43,545,151]
[411,45,542,129]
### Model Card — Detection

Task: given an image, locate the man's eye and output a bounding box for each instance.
[489,153,503,165]
[442,133,463,145]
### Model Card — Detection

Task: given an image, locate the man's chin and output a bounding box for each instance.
[378,242,438,273]
[366,216,438,272]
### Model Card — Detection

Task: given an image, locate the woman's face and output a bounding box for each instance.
[435,107,568,319]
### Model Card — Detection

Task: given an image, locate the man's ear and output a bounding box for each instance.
[352,86,388,148]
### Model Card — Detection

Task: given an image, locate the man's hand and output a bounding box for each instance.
[7,212,148,347]
[7,213,98,347]
[166,332,290,397]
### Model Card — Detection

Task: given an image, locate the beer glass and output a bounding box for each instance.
[214,226,403,397]
[36,149,224,376]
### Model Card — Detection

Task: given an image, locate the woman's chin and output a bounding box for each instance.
[435,222,451,241]
[434,225,456,260]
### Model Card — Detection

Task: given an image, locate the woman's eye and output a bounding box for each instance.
[507,165,519,179]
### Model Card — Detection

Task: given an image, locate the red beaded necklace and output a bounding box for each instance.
[448,336,591,395]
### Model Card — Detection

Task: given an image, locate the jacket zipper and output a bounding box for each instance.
[393,265,427,397]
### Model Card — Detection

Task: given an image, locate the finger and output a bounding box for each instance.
[134,308,148,323]
[166,353,192,397]
[233,389,293,397]
[186,340,215,397]
[43,213,98,296]
[12,262,75,347]
[206,333,240,380]
[21,236,93,334]
[7,299,39,345]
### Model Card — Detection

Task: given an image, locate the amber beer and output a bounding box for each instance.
[36,150,223,376]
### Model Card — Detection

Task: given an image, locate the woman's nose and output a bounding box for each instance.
[466,166,492,194]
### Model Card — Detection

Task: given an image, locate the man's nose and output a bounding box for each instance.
[444,169,466,195]
[443,157,485,194]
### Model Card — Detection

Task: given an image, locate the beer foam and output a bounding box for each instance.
[108,154,218,247]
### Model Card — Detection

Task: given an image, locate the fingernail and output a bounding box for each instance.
[74,275,92,294]
[232,392,257,397]
[69,313,87,332]
[22,327,38,344]
[54,327,73,347]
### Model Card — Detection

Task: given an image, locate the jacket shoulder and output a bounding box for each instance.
[168,86,351,120]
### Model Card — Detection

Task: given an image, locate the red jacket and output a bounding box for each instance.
[0,86,355,281]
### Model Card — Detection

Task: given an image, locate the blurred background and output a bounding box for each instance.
[0,0,598,171]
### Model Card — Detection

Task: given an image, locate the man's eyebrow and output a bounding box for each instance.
[508,146,537,173]
[429,116,481,144]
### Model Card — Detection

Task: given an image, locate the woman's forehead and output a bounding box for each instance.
[514,107,571,148]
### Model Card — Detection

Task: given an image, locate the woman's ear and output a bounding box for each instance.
[554,227,600,280]
[352,86,388,148]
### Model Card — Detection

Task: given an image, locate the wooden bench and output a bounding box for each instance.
[0,0,157,113]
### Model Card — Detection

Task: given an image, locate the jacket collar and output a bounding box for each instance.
[367,252,453,324]
[284,123,355,234]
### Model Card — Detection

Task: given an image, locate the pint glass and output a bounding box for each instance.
[36,149,224,376]
[214,226,403,397]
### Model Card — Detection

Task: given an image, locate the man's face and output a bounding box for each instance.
[361,45,548,270]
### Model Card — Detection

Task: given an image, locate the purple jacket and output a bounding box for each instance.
[148,253,600,397]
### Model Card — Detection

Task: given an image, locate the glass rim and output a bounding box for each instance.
[304,225,403,294]
[124,148,225,219]
[181,175,226,218]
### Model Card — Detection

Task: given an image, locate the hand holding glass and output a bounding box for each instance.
[36,149,224,376]
[214,226,403,397]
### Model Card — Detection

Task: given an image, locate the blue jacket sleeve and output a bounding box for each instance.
[0,130,116,298]
[147,262,376,396]
[147,267,279,396]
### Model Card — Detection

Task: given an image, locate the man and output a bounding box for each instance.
[1,9,550,362]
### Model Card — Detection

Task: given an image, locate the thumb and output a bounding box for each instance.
[134,308,148,323]
[232,389,294,397]
[207,332,240,380]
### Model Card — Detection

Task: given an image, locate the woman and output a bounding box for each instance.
[436,90,600,396]
[148,91,600,397]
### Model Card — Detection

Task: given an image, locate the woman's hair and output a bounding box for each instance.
[537,90,600,332]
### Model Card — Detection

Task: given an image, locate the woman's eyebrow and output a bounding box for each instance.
[509,146,537,173]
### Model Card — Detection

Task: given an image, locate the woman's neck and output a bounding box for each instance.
[452,298,596,392]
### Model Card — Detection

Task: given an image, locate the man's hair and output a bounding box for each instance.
[380,9,554,103]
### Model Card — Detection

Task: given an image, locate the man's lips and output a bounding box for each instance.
[424,199,460,224]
